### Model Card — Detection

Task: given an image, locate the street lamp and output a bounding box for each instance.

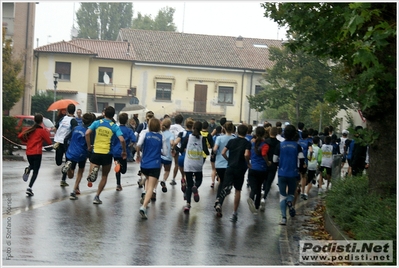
[52,73,59,123]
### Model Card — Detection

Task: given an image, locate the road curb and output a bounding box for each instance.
[324,209,351,241]
[279,193,322,265]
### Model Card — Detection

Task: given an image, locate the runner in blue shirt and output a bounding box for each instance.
[64,113,95,200]
[112,113,136,191]
[136,118,164,219]
[273,125,306,225]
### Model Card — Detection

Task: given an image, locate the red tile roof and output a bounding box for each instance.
[35,29,283,71]
[117,29,282,70]
[35,40,96,56]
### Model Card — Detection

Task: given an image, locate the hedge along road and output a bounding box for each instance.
[2,149,283,266]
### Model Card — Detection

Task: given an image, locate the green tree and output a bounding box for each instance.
[247,45,342,129]
[31,91,54,119]
[262,3,396,195]
[132,6,177,31]
[76,2,133,40]
[2,28,24,112]
[132,13,154,30]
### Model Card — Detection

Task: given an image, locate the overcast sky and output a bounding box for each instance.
[34,1,287,48]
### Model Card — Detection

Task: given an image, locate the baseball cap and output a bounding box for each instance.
[342,129,349,134]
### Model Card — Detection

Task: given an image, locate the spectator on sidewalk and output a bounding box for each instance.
[208,118,217,135]
[350,126,369,177]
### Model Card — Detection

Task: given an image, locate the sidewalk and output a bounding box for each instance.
[280,189,325,265]
[280,164,348,265]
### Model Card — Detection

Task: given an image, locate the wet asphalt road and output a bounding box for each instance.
[3,149,283,266]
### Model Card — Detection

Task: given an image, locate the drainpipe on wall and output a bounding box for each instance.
[248,71,254,124]
[34,51,39,95]
[23,2,31,115]
[239,70,246,123]
[129,61,133,90]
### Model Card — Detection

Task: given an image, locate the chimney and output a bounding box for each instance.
[236,35,243,48]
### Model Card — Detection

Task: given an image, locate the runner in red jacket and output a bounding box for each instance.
[18,114,52,196]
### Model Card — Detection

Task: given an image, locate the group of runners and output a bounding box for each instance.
[19,105,367,224]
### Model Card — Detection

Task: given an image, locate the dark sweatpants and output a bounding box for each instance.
[27,154,42,188]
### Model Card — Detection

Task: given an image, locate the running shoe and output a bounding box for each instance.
[260,199,266,212]
[192,186,200,202]
[214,202,222,217]
[139,206,148,219]
[183,204,191,214]
[87,166,99,182]
[170,179,177,185]
[303,193,308,200]
[137,178,144,188]
[160,181,167,193]
[287,201,296,217]
[279,217,287,225]
[75,188,81,195]
[26,188,34,196]
[210,183,214,188]
[93,196,102,204]
[61,161,72,175]
[114,160,121,173]
[247,198,257,214]
[230,212,238,222]
[70,191,77,200]
[116,185,122,191]
[22,167,30,182]
[151,192,156,201]
[60,180,69,187]
[318,188,323,195]
[181,178,186,193]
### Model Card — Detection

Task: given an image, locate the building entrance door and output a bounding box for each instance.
[194,84,207,113]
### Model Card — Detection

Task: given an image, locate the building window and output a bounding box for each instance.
[55,62,71,81]
[98,67,113,84]
[218,86,233,104]
[97,102,108,113]
[156,82,171,101]
[255,85,263,95]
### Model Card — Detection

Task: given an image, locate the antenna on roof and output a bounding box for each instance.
[181,2,186,33]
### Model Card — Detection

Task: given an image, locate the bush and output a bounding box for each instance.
[326,175,396,263]
[2,116,20,155]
